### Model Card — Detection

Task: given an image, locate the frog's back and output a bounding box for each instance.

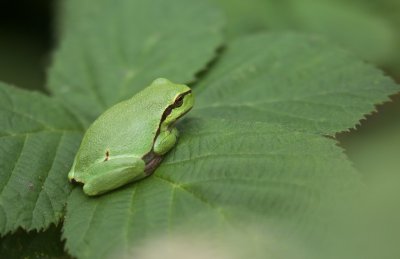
[74,79,189,171]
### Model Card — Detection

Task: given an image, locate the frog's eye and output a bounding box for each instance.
[174,95,184,107]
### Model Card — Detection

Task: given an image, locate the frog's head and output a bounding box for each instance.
[151,78,194,130]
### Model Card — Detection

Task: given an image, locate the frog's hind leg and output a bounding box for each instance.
[82,157,145,196]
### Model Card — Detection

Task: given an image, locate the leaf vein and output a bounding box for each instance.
[154,176,229,223]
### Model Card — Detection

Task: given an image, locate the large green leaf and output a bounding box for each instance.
[0,83,83,234]
[48,0,224,125]
[63,118,360,259]
[61,33,399,258]
[193,33,399,134]
[2,0,398,257]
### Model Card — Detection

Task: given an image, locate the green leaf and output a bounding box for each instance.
[61,32,398,258]
[0,83,83,234]
[63,118,360,259]
[214,0,398,64]
[193,33,400,134]
[48,0,224,125]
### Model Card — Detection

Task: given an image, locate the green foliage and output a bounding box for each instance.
[63,119,360,258]
[0,0,399,258]
[193,33,398,134]
[0,83,82,233]
[48,0,224,125]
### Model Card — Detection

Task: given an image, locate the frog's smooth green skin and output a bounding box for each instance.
[68,78,194,196]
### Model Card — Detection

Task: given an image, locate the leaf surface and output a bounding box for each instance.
[64,118,360,259]
[61,32,400,258]
[193,33,399,134]
[0,83,82,234]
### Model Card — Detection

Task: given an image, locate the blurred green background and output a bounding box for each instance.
[0,0,399,258]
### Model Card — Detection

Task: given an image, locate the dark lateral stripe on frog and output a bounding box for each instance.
[141,89,192,170]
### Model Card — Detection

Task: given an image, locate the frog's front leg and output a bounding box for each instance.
[153,128,178,155]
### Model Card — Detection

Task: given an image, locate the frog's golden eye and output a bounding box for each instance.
[175,95,184,107]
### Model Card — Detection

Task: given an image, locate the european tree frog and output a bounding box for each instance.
[68,78,194,196]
